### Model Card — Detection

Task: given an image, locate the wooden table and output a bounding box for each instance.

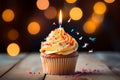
[0,52,120,80]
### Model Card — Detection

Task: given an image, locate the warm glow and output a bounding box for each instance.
[8,29,19,41]
[2,9,15,22]
[7,43,20,56]
[59,10,62,25]
[69,7,83,20]
[65,0,77,3]
[83,20,97,34]
[36,0,49,10]
[44,6,57,19]
[93,2,107,15]
[104,0,115,3]
[27,21,40,35]
[91,13,104,24]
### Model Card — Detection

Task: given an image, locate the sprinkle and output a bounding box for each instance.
[72,72,87,78]
[72,73,81,78]
[93,69,97,73]
[31,67,37,72]
[89,37,96,42]
[59,43,62,46]
[93,69,100,73]
[72,71,91,78]
[62,45,65,48]
[82,68,87,72]
[38,72,40,74]
[45,43,52,46]
[34,72,36,74]
[82,43,88,48]
[79,36,83,40]
[71,29,74,32]
[29,72,32,74]
[55,34,59,36]
[88,49,93,53]
[67,18,71,23]
[52,22,56,25]
[76,32,79,35]
[62,37,65,40]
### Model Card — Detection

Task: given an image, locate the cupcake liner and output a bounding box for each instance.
[40,55,78,75]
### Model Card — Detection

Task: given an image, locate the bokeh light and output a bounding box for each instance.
[69,7,83,20]
[91,13,104,24]
[27,21,40,35]
[7,43,20,56]
[2,9,15,22]
[83,20,97,34]
[104,0,115,3]
[65,0,77,4]
[36,0,49,10]
[44,6,57,19]
[93,2,107,15]
[8,29,19,41]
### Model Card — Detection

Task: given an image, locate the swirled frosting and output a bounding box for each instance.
[40,28,78,55]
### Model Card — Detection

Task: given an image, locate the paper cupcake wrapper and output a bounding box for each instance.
[40,56,78,75]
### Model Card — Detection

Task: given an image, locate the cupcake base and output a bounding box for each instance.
[40,53,78,75]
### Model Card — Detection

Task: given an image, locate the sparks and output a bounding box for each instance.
[82,43,88,48]
[76,32,79,35]
[88,49,93,53]
[71,29,74,32]
[67,18,71,23]
[52,22,56,25]
[79,36,83,40]
[89,37,96,42]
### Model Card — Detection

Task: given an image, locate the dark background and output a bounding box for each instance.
[0,0,120,53]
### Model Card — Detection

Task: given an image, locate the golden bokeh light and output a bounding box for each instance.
[83,20,97,34]
[8,29,19,41]
[93,2,107,15]
[104,0,115,3]
[27,21,40,35]
[44,6,57,19]
[65,0,77,4]
[69,7,83,20]
[36,0,49,10]
[2,9,15,22]
[7,43,20,56]
[91,13,104,24]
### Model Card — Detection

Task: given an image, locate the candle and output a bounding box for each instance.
[59,10,62,28]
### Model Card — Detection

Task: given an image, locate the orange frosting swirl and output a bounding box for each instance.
[40,28,78,55]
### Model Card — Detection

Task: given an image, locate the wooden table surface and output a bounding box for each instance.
[0,52,120,80]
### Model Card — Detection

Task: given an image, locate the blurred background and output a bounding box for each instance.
[0,0,120,56]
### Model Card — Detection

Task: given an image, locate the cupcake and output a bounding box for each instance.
[40,28,79,75]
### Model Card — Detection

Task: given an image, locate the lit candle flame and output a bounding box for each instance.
[59,10,62,28]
